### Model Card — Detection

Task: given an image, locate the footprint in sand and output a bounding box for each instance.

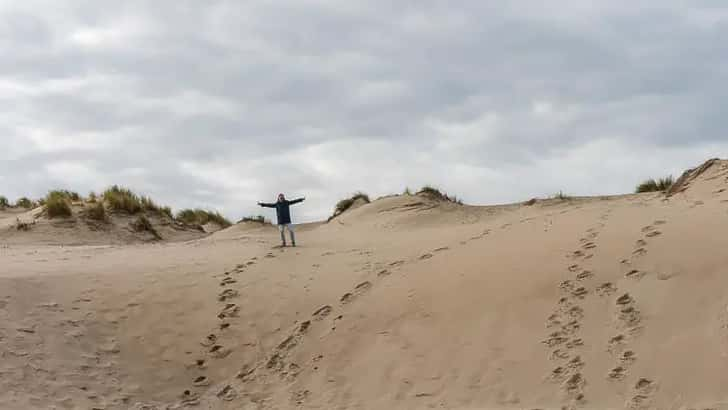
[654,220,667,225]
[341,281,373,304]
[625,269,646,280]
[218,289,239,302]
[548,366,568,382]
[645,231,661,238]
[568,264,580,273]
[608,334,626,353]
[200,334,217,347]
[656,272,677,281]
[562,320,581,335]
[355,281,372,292]
[298,320,311,334]
[633,248,647,257]
[619,306,641,328]
[432,247,450,252]
[582,242,597,250]
[596,283,617,297]
[419,253,433,260]
[312,305,333,320]
[219,323,230,330]
[542,332,569,348]
[220,277,237,286]
[608,366,627,381]
[620,350,637,365]
[562,372,586,397]
[549,349,569,360]
[565,338,584,349]
[193,376,210,387]
[546,314,562,328]
[635,239,647,247]
[218,304,240,319]
[389,260,405,267]
[627,378,657,409]
[559,280,575,293]
[567,306,584,320]
[616,293,634,305]
[575,270,593,281]
[566,356,585,372]
[217,385,237,401]
[377,269,391,277]
[293,389,311,405]
[180,390,201,405]
[571,287,588,299]
[209,345,232,359]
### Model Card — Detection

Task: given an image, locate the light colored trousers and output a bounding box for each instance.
[279,223,296,245]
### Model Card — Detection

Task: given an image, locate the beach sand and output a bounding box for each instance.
[2,159,728,409]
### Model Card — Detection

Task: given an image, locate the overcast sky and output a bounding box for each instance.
[1,1,727,222]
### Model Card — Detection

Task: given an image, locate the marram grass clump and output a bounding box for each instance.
[45,190,73,218]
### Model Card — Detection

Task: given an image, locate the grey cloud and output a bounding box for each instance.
[1,0,728,222]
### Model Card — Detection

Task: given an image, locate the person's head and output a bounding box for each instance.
[277,193,285,202]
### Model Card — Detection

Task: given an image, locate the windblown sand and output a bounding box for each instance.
[2,160,728,409]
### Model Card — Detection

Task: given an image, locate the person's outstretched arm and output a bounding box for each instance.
[258,201,276,208]
[289,197,306,205]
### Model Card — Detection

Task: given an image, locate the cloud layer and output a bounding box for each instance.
[2,1,728,221]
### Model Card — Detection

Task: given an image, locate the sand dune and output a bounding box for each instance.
[0,202,208,246]
[2,159,728,409]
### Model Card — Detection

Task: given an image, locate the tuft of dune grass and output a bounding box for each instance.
[85,201,107,222]
[176,208,231,228]
[636,176,674,193]
[45,190,73,218]
[131,215,162,239]
[103,185,142,214]
[417,185,463,204]
[335,192,370,215]
[241,215,267,223]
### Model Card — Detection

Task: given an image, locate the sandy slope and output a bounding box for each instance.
[2,159,728,409]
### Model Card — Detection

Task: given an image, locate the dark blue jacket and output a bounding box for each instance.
[259,198,304,225]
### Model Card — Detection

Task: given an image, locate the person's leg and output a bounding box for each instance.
[279,224,286,246]
[288,223,296,246]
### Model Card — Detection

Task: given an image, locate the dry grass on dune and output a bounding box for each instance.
[176,208,232,228]
[417,185,463,204]
[636,176,674,193]
[329,192,371,221]
[85,201,108,222]
[240,215,268,224]
[44,191,74,218]
[131,214,162,239]
[103,185,143,214]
